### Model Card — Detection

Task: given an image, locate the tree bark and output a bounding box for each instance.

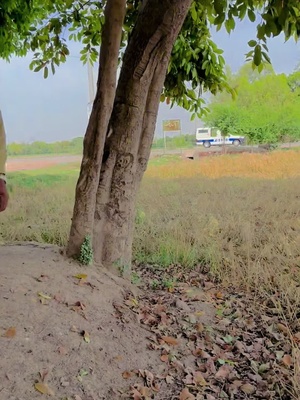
[93,0,192,270]
[66,0,126,258]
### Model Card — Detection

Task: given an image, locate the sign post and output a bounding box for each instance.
[162,119,181,153]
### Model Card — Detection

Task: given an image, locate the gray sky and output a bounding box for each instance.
[0,19,299,143]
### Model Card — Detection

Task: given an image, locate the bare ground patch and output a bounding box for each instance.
[0,244,297,399]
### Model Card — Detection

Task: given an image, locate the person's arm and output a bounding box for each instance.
[0,111,8,212]
[0,110,7,180]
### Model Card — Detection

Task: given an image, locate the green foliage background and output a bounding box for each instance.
[204,64,300,144]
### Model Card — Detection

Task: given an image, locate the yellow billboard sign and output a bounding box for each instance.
[163,119,181,132]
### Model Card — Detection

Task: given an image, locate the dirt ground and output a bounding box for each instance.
[7,155,82,172]
[1,245,297,400]
[0,244,216,400]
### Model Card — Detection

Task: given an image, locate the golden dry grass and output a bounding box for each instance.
[146,150,300,180]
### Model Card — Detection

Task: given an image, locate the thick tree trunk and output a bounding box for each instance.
[93,0,192,270]
[66,0,126,258]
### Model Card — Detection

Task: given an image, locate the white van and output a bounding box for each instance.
[196,127,245,148]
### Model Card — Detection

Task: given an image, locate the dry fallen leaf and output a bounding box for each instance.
[4,327,16,338]
[125,298,139,308]
[193,371,207,386]
[215,291,224,299]
[160,354,169,362]
[293,333,300,345]
[38,292,52,300]
[277,323,289,335]
[83,331,90,343]
[282,354,293,367]
[195,322,204,333]
[73,273,88,280]
[70,325,79,333]
[240,383,256,395]
[166,375,174,384]
[122,370,133,379]
[131,388,143,400]
[215,365,232,380]
[179,387,195,400]
[161,336,179,346]
[39,369,49,382]
[34,382,55,396]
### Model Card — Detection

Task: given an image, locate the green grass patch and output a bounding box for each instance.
[8,163,79,189]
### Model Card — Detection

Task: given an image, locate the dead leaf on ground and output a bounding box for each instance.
[160,354,169,362]
[166,375,174,384]
[70,325,80,333]
[277,323,289,335]
[180,387,195,400]
[240,383,256,395]
[215,365,233,380]
[131,388,143,400]
[73,273,88,280]
[72,301,86,310]
[139,369,159,391]
[39,369,49,382]
[215,291,224,299]
[282,354,293,367]
[83,330,90,343]
[37,291,52,300]
[122,370,134,379]
[4,327,16,338]
[193,371,208,386]
[34,382,55,396]
[293,332,300,341]
[161,336,179,346]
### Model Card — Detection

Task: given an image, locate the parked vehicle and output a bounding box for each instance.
[196,127,245,148]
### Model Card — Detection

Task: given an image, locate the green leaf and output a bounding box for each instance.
[51,62,55,75]
[248,40,257,47]
[34,64,43,73]
[253,45,262,66]
[248,9,256,22]
[262,51,271,64]
[190,6,197,22]
[225,18,235,33]
[43,66,49,79]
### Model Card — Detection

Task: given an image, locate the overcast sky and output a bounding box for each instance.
[0,18,299,143]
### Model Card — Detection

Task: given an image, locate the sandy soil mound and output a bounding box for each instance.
[1,244,294,400]
[0,244,167,400]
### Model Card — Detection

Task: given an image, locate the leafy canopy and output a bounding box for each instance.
[1,0,300,118]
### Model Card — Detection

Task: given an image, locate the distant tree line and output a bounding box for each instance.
[7,137,83,156]
[203,63,300,144]
[8,134,196,156]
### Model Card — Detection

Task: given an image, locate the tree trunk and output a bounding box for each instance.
[93,0,192,270]
[66,0,126,258]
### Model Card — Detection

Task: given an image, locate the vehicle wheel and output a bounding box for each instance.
[233,139,240,146]
[203,141,211,148]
